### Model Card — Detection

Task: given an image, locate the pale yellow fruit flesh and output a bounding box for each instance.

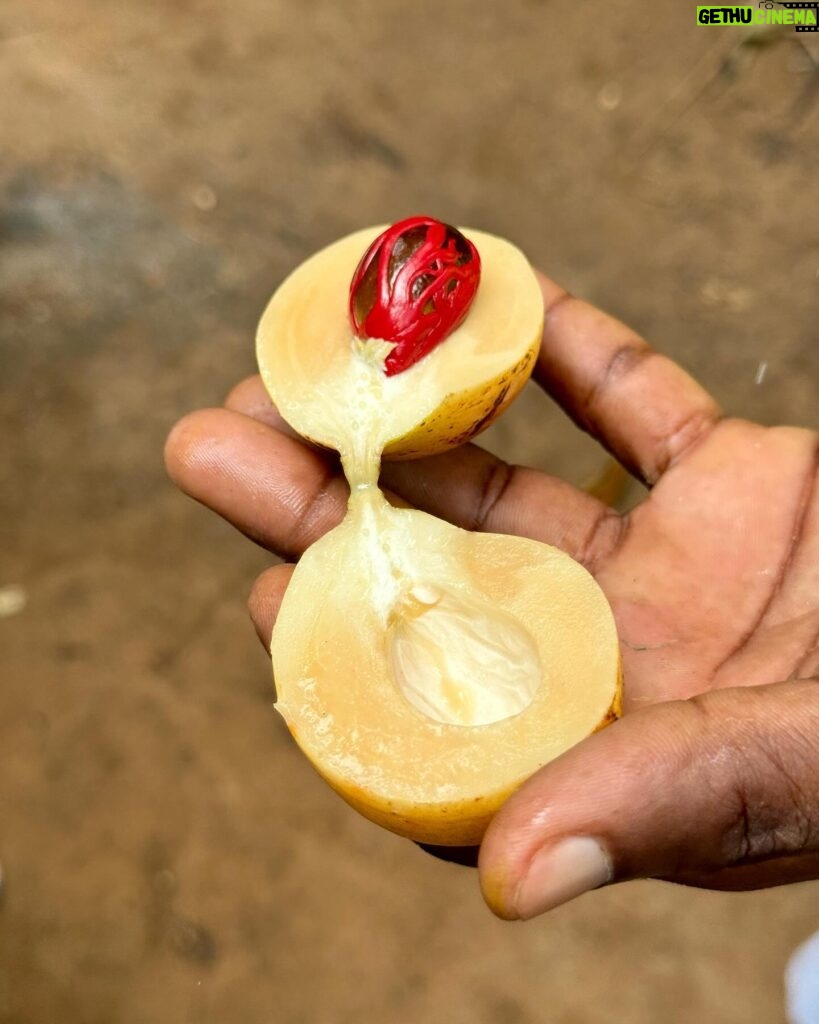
[272,492,620,846]
[256,226,543,461]
[257,225,621,846]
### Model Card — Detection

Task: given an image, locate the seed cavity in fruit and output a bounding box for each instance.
[388,584,542,727]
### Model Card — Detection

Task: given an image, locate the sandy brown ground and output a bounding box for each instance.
[1,2,818,1021]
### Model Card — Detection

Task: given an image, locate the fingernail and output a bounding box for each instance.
[513,837,613,920]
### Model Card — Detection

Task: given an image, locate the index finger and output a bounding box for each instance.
[534,272,722,486]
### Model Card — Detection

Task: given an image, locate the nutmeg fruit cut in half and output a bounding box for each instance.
[256,223,621,846]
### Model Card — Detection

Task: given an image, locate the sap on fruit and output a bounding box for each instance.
[256,218,621,846]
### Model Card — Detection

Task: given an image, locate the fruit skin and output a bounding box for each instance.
[383,332,541,459]
[285,671,622,846]
[325,774,514,847]
[594,667,623,731]
[291,726,518,845]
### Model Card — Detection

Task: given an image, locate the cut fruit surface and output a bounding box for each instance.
[271,492,620,846]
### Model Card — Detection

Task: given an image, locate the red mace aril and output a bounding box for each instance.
[349,216,481,376]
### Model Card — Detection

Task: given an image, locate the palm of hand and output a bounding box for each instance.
[599,419,818,708]
[380,279,818,710]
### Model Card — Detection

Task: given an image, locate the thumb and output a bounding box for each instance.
[479,679,819,920]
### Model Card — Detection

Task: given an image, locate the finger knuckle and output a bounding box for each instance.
[720,694,819,863]
[471,459,515,532]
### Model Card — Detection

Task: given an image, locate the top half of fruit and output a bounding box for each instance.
[256,218,544,475]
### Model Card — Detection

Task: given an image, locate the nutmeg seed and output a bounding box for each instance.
[348,216,481,376]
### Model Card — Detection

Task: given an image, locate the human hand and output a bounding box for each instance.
[165,271,819,920]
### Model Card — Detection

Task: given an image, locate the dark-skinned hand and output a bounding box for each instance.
[165,271,819,920]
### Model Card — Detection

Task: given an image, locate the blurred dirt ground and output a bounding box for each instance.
[1,1,818,1022]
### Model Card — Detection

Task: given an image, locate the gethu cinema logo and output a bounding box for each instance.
[697,3,819,28]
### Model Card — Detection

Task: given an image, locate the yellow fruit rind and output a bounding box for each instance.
[382,332,541,459]
[267,334,540,463]
[323,775,510,847]
[293,659,622,847]
[592,663,623,732]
